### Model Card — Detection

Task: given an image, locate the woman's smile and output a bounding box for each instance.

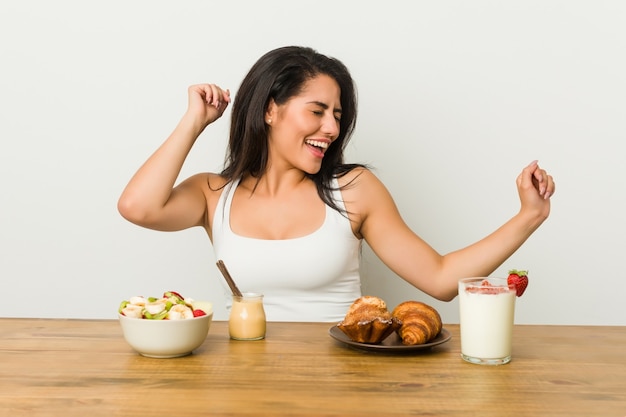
[304,138,330,158]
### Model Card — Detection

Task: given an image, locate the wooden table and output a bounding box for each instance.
[1,319,625,416]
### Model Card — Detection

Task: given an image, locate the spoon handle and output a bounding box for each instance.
[216,260,243,297]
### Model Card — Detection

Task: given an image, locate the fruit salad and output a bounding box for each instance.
[118,290,210,320]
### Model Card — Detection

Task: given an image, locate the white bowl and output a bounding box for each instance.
[118,312,213,358]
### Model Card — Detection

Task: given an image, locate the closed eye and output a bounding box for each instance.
[309,100,342,121]
[310,110,341,123]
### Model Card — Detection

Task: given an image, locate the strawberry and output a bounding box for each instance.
[192,309,207,317]
[507,269,529,297]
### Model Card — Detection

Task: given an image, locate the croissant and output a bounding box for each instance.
[337,296,401,344]
[392,301,442,345]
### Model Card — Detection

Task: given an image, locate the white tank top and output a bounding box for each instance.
[212,177,362,322]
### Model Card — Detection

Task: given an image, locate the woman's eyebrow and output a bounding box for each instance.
[307,100,342,114]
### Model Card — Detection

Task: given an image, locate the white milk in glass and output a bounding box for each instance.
[458,278,516,365]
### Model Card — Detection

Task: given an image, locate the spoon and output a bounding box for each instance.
[216,260,243,297]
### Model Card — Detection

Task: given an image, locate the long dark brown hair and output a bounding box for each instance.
[220,46,366,214]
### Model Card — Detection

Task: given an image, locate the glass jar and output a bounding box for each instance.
[228,292,266,341]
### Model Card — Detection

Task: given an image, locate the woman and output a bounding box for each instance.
[118,46,555,322]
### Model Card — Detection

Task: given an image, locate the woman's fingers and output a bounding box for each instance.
[518,160,555,200]
[185,84,231,126]
[203,84,228,107]
[189,83,231,108]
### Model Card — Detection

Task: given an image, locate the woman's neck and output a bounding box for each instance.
[241,167,312,198]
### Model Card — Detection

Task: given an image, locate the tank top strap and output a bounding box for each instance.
[212,177,240,242]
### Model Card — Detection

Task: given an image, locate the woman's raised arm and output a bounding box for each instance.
[117,84,230,231]
[349,160,555,301]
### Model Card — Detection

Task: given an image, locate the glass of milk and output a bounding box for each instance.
[458,277,516,365]
[228,292,266,341]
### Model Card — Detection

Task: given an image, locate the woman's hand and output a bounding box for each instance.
[516,160,555,221]
[185,83,231,129]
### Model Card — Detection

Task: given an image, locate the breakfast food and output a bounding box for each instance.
[336,296,401,344]
[229,293,267,341]
[118,290,210,320]
[458,277,516,363]
[337,296,444,345]
[392,301,443,345]
[507,269,529,297]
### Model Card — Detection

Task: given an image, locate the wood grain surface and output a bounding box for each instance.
[1,319,624,416]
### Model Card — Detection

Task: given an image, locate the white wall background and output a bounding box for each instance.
[1,1,624,325]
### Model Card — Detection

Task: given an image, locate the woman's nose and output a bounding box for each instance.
[322,114,340,139]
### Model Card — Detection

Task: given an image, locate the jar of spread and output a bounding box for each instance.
[228,292,266,341]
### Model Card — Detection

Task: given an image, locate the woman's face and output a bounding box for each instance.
[266,74,342,175]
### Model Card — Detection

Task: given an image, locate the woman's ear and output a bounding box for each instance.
[265,99,277,125]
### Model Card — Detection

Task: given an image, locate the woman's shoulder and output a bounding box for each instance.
[183,172,230,191]
[335,166,392,238]
[183,173,232,232]
[181,173,232,212]
[336,166,382,189]
[337,166,394,210]
[206,172,232,190]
